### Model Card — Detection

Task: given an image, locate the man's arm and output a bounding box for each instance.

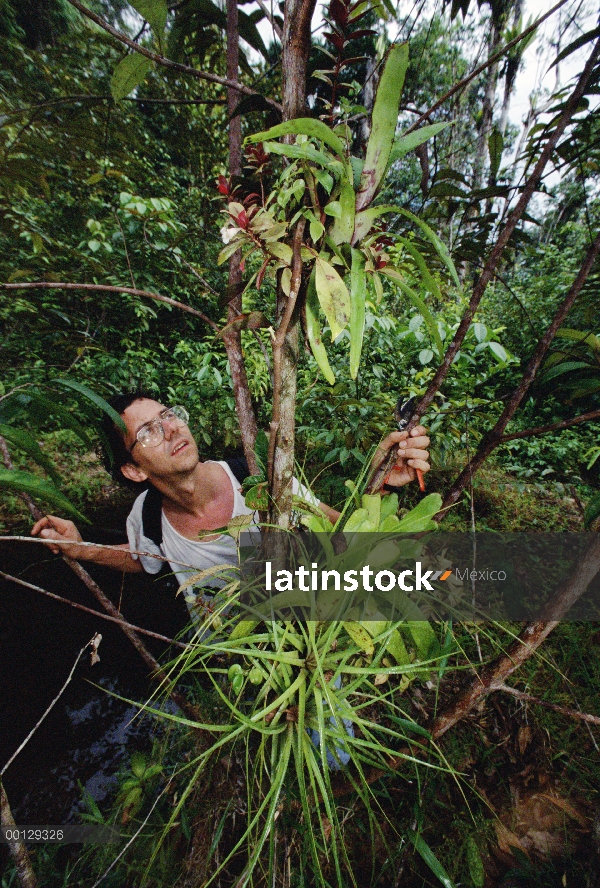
[31,516,144,573]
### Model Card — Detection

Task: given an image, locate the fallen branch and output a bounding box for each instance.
[65,0,282,112]
[0,570,188,650]
[431,533,600,739]
[0,282,218,330]
[492,682,600,727]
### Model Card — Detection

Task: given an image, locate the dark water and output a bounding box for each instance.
[0,507,190,829]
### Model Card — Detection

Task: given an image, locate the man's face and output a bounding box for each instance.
[120,398,200,482]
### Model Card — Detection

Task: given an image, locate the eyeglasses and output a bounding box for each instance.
[129,406,189,453]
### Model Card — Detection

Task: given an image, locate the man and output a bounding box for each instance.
[31,392,431,590]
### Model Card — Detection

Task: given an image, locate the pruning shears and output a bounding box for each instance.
[393,396,426,492]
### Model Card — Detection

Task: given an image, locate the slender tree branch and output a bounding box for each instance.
[442,226,600,511]
[404,0,570,135]
[0,281,218,330]
[0,570,188,649]
[501,408,600,442]
[255,0,283,40]
[366,41,600,496]
[65,0,282,112]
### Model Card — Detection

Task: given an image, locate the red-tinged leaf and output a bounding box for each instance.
[256,257,270,289]
[347,28,376,39]
[217,175,229,195]
[324,32,345,51]
[237,208,248,228]
[329,0,348,26]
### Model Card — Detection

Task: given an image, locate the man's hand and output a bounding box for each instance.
[372,426,430,489]
[31,515,86,558]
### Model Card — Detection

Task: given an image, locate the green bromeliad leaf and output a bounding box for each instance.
[246,119,347,159]
[305,268,336,384]
[349,248,367,379]
[356,43,409,212]
[314,257,350,340]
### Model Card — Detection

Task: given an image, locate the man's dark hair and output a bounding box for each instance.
[100,390,159,489]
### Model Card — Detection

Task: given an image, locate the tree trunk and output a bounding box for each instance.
[267,0,316,528]
[223,0,259,473]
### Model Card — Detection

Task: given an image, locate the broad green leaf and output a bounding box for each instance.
[388,121,453,167]
[314,257,350,340]
[488,126,504,180]
[54,379,126,431]
[380,493,399,522]
[379,515,401,531]
[380,268,444,357]
[343,507,377,533]
[356,43,409,212]
[323,201,341,218]
[268,242,293,264]
[309,219,324,242]
[472,322,487,342]
[556,328,600,351]
[247,119,346,159]
[131,0,167,34]
[329,176,356,245]
[361,493,381,527]
[409,831,455,888]
[488,341,508,362]
[395,493,442,532]
[305,269,335,385]
[385,628,410,666]
[344,621,375,656]
[407,621,438,658]
[361,619,387,638]
[111,54,153,103]
[0,468,88,522]
[541,361,591,383]
[17,390,92,448]
[349,248,367,379]
[0,424,61,482]
[419,348,434,364]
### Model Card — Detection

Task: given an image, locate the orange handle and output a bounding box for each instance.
[416,468,425,492]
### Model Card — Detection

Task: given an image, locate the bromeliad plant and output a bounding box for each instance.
[140,487,456,888]
[218,41,457,385]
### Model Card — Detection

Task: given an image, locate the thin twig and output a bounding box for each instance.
[0,281,218,329]
[0,570,189,649]
[404,0,570,135]
[1,638,93,776]
[65,0,282,112]
[501,407,600,442]
[493,683,600,727]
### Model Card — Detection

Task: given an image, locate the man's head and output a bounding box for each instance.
[101,392,199,488]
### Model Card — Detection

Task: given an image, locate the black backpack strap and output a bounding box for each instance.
[141,485,164,548]
[225,455,250,485]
